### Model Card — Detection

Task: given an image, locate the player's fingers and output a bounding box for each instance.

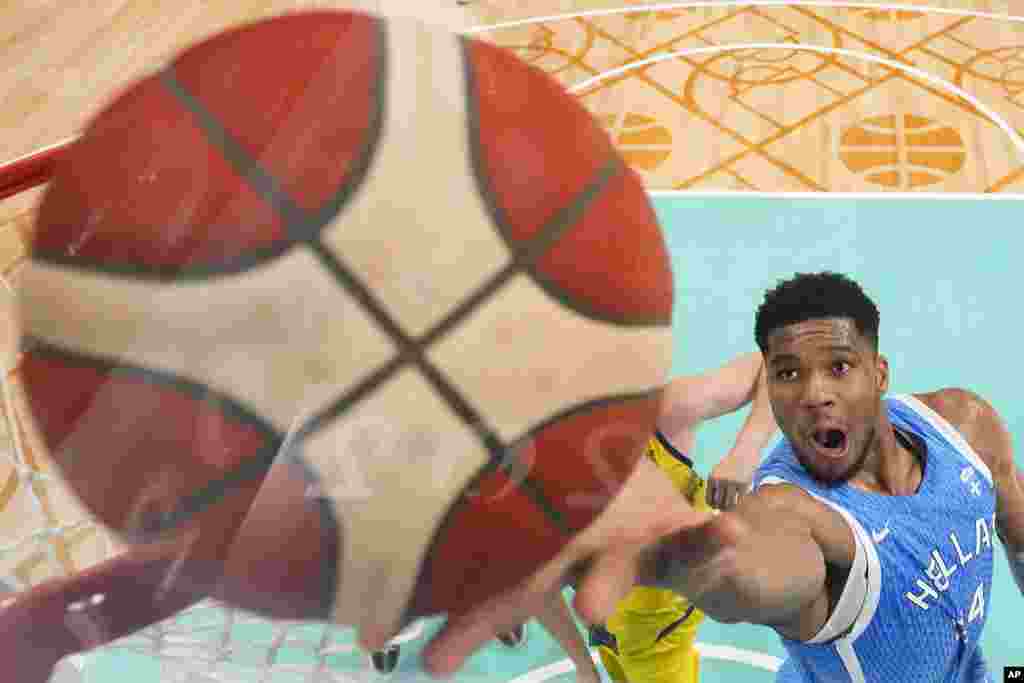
[706,478,724,510]
[709,479,746,511]
[729,483,745,509]
[719,481,737,510]
[723,485,736,510]
[571,545,641,626]
[421,597,525,676]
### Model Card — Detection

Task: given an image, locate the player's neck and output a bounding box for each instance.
[849,414,923,496]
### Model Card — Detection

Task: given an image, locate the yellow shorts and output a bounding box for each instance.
[593,433,710,683]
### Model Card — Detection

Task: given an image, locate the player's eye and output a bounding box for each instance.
[833,361,851,376]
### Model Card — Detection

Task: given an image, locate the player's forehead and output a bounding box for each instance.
[764,318,868,362]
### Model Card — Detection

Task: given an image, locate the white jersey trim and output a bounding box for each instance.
[836,640,867,683]
[805,510,869,646]
[757,476,882,683]
[891,394,993,486]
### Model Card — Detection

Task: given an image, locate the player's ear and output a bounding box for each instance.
[876,353,889,394]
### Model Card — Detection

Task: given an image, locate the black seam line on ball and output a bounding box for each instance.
[458,37,664,329]
[162,43,509,471]
[271,438,341,619]
[419,156,626,350]
[296,157,627,535]
[106,17,387,281]
[471,389,661,530]
[160,19,387,256]
[23,338,284,535]
[158,31,651,542]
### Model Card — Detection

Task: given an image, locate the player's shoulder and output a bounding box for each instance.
[909,385,1005,419]
[910,387,983,421]
[908,387,1005,473]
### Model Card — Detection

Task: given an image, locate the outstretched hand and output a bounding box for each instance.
[419,455,714,677]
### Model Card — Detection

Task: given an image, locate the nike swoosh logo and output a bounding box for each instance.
[872,528,890,543]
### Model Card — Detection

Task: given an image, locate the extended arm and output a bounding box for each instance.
[636,484,857,640]
[657,351,777,509]
[707,360,778,508]
[657,352,766,453]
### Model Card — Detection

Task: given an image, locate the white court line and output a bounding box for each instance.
[563,42,1024,198]
[696,642,784,672]
[469,2,1024,198]
[465,1,1024,34]
[508,642,782,683]
[566,43,1024,157]
[8,6,1023,198]
[647,189,1024,198]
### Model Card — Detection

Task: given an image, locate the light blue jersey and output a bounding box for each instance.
[753,394,996,683]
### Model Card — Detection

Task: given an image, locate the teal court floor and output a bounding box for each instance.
[74,194,1022,681]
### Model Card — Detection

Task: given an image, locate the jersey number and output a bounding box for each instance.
[968,583,985,624]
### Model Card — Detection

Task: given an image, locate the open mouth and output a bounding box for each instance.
[811,428,848,457]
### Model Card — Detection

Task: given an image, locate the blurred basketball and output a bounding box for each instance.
[839,113,965,189]
[16,10,675,642]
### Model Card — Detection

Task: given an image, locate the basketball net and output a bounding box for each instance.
[0,142,389,683]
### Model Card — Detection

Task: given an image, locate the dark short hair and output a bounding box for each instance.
[754,272,880,352]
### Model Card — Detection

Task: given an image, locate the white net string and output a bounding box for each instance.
[96,600,372,683]
[0,381,366,683]
[0,207,429,683]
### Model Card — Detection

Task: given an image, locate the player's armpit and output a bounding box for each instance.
[928,387,1024,593]
[635,484,849,639]
[994,467,1024,594]
[993,445,1024,555]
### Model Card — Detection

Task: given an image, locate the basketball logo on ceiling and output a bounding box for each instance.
[600,113,673,172]
[838,114,966,189]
